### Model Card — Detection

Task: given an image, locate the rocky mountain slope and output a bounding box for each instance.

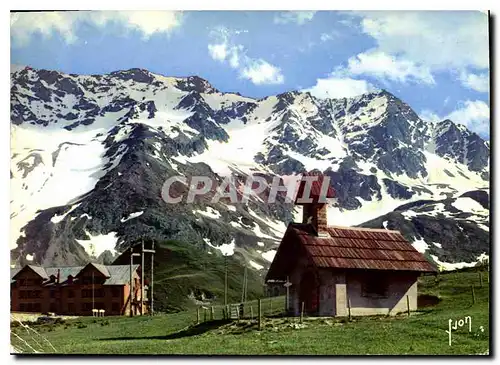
[10,65,490,272]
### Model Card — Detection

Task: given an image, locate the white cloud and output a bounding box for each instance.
[274,11,316,25]
[459,71,489,93]
[11,11,183,46]
[445,100,490,135]
[208,27,284,85]
[305,76,376,99]
[419,109,441,123]
[119,11,182,38]
[338,50,435,85]
[11,12,79,45]
[208,43,228,62]
[320,30,342,42]
[356,11,489,71]
[421,100,490,136]
[240,60,284,85]
[349,11,489,91]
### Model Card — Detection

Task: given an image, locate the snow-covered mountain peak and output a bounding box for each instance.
[10,65,489,270]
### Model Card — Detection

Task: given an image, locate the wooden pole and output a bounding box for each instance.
[258,299,262,330]
[250,305,254,320]
[241,266,247,303]
[471,285,476,304]
[141,240,145,315]
[244,267,248,303]
[300,302,304,323]
[270,297,273,316]
[204,308,207,322]
[129,248,133,317]
[286,276,290,313]
[211,306,214,321]
[348,298,352,321]
[406,295,410,316]
[92,271,94,313]
[479,272,483,287]
[150,242,154,315]
[197,307,200,324]
[224,255,228,306]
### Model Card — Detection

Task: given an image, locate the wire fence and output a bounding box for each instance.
[194,295,287,324]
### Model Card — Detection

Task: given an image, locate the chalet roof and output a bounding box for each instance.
[45,266,84,283]
[78,263,111,278]
[266,223,437,281]
[10,267,21,283]
[105,265,140,285]
[11,264,140,286]
[12,265,50,280]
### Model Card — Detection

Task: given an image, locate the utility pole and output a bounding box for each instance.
[92,271,94,313]
[129,247,140,317]
[285,276,292,313]
[241,266,247,303]
[224,254,228,306]
[142,241,156,316]
[150,242,154,315]
[129,248,132,317]
[244,266,248,303]
[141,239,145,316]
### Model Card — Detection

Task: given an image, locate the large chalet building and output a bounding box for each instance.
[266,172,437,317]
[11,262,148,316]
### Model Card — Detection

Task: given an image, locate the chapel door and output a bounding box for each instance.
[299,270,319,314]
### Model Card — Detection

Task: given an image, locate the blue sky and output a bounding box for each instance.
[11,11,490,138]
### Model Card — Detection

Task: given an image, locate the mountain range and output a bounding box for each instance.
[10,65,490,275]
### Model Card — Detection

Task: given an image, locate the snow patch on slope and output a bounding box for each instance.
[203,238,235,256]
[75,231,118,258]
[121,211,144,223]
[431,253,488,271]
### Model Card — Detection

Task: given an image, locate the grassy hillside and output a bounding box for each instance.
[113,239,266,312]
[11,269,490,355]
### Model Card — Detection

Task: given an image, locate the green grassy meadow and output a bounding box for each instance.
[11,269,490,355]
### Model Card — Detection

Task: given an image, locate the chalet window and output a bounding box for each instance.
[19,290,41,299]
[81,276,94,285]
[50,289,56,298]
[362,274,389,298]
[18,279,26,286]
[111,287,120,298]
[68,290,74,298]
[28,279,41,286]
[95,288,105,298]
